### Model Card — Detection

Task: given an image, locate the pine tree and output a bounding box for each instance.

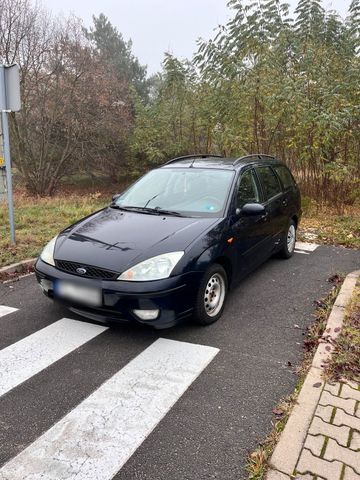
[85,13,149,100]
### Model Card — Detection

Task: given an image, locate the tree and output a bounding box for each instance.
[0,0,132,195]
[348,0,360,52]
[132,0,360,208]
[85,13,149,101]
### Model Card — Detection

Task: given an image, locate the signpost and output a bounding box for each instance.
[0,134,6,203]
[0,64,21,244]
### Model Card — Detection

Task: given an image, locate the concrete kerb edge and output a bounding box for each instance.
[0,258,36,275]
[266,270,360,479]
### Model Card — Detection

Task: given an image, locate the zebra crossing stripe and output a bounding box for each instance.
[0,306,18,318]
[295,241,319,252]
[0,338,219,480]
[0,318,108,398]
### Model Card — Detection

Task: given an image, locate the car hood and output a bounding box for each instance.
[55,207,219,273]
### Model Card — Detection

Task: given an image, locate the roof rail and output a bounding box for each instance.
[232,153,275,166]
[165,154,223,165]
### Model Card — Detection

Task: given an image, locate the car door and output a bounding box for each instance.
[272,164,300,220]
[230,168,270,279]
[254,165,287,253]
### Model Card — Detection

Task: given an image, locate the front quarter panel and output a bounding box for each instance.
[172,217,233,277]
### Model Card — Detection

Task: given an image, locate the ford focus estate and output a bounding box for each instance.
[35,154,301,328]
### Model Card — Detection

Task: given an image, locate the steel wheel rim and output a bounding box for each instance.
[204,273,226,317]
[287,224,296,252]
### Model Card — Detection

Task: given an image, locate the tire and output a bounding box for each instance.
[194,264,228,325]
[278,219,297,259]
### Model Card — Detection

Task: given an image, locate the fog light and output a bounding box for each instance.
[133,309,159,320]
[40,278,53,292]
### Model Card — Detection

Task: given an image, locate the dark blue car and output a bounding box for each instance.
[35,154,301,329]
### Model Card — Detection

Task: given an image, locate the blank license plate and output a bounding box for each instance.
[55,281,102,306]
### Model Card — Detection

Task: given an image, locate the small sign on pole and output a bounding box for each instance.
[0,63,21,244]
[0,64,21,111]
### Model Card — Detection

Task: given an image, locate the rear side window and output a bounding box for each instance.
[255,166,282,200]
[273,165,296,190]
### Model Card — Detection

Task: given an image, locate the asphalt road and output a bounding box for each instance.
[0,243,359,480]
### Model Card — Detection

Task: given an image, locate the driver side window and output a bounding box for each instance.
[237,170,260,208]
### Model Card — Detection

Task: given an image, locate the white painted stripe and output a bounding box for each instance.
[0,318,107,397]
[0,305,18,318]
[295,250,310,255]
[295,241,319,252]
[0,338,219,480]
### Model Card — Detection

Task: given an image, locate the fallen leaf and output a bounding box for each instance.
[272,408,283,416]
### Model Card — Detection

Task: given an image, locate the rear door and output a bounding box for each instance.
[272,164,300,220]
[254,165,286,253]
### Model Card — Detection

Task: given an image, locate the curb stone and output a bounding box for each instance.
[266,270,360,480]
[0,258,36,276]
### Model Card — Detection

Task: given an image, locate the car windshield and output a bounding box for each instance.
[114,168,235,217]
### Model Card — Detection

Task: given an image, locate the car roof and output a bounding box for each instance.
[161,154,285,171]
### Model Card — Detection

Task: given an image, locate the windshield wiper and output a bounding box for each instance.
[151,208,184,217]
[110,204,183,217]
[109,204,157,214]
[133,206,184,217]
[109,204,136,212]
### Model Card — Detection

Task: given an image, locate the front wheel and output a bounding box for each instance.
[194,264,228,325]
[278,220,297,259]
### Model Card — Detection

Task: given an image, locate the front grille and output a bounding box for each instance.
[55,260,118,280]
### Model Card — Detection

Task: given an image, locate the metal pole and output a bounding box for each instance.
[0,66,16,244]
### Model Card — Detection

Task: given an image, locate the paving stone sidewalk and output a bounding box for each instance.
[267,379,360,480]
[296,380,360,480]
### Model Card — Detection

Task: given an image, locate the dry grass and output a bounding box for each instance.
[323,282,360,383]
[0,190,109,267]
[298,202,360,249]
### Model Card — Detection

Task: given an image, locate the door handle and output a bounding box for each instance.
[282,199,288,207]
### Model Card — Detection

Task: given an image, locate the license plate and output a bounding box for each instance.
[55,281,102,307]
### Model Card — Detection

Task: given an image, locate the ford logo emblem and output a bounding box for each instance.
[76,267,87,275]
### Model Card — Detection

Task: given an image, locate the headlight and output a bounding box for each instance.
[40,235,58,266]
[118,251,184,281]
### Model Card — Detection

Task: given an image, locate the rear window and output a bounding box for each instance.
[255,166,282,200]
[273,165,296,190]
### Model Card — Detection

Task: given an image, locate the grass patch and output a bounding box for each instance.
[323,282,360,383]
[246,275,344,480]
[298,202,360,249]
[0,191,108,267]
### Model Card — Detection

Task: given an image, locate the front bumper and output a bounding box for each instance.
[35,258,203,329]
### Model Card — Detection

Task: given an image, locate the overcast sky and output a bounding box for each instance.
[42,0,352,75]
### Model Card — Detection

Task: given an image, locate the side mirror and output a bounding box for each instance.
[240,203,265,216]
[112,193,121,203]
